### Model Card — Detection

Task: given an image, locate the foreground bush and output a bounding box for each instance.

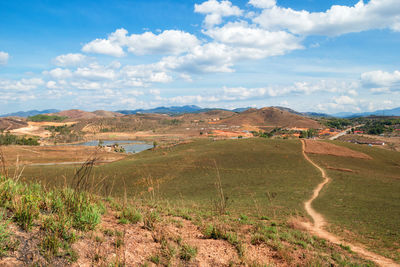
[0,175,102,260]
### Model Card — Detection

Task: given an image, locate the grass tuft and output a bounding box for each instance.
[118,206,142,224]
[179,243,197,261]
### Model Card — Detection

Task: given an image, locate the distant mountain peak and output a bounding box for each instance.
[0,109,60,118]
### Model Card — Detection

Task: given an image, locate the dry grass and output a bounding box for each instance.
[0,145,126,166]
[304,139,372,159]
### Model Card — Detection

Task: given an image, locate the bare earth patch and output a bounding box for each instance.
[71,210,244,267]
[304,140,372,159]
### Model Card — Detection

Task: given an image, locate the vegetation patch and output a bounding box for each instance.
[311,141,400,261]
[0,133,39,146]
[0,174,102,264]
[28,114,67,122]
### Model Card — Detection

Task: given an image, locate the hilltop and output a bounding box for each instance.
[49,109,123,120]
[218,107,322,129]
[92,110,124,118]
[0,117,28,131]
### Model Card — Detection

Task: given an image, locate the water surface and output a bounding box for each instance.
[75,140,153,154]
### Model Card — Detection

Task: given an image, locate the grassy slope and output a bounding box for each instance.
[0,173,374,266]
[21,139,321,220]
[13,138,400,264]
[309,141,400,261]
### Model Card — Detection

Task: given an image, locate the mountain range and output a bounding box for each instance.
[0,109,60,118]
[1,106,399,118]
[331,107,400,118]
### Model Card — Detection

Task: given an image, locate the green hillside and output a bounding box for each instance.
[21,139,321,220]
[311,141,400,261]
[17,138,400,263]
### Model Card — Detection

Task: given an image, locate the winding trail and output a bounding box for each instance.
[300,139,399,267]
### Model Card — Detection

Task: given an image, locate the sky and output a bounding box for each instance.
[0,0,399,114]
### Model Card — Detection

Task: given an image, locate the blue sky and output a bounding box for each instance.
[0,0,399,114]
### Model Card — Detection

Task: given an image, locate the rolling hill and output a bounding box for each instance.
[117,105,204,115]
[17,138,399,264]
[92,110,124,118]
[49,109,124,120]
[0,117,28,131]
[218,107,322,128]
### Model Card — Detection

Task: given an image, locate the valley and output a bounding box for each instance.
[0,107,399,266]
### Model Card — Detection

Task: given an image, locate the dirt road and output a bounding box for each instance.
[300,139,399,267]
[329,124,364,140]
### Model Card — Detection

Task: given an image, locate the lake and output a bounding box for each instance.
[75,140,153,154]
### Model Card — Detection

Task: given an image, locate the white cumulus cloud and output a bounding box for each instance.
[82,28,200,57]
[333,95,356,105]
[0,78,44,91]
[195,0,243,28]
[252,0,400,36]
[125,30,200,55]
[203,21,303,58]
[43,68,73,79]
[53,53,87,67]
[249,0,276,9]
[82,36,125,57]
[361,70,400,89]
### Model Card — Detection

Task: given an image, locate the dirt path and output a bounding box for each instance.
[329,124,364,140]
[300,139,399,267]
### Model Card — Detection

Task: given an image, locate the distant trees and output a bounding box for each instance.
[323,118,352,129]
[251,128,282,138]
[0,133,39,146]
[28,114,67,122]
[300,129,317,139]
[44,124,82,143]
[357,118,400,135]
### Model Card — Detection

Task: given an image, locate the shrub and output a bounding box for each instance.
[179,243,197,261]
[143,211,159,231]
[13,192,40,231]
[119,206,142,224]
[72,204,101,231]
[238,214,249,223]
[149,255,160,264]
[0,175,102,263]
[203,224,225,240]
[251,233,267,245]
[56,188,101,231]
[0,212,18,257]
[41,231,61,256]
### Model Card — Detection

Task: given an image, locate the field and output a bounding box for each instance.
[309,141,400,261]
[1,145,126,166]
[20,139,321,219]
[304,139,372,159]
[5,138,400,265]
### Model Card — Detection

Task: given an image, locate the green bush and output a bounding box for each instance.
[12,184,41,231]
[0,133,39,146]
[72,204,101,231]
[119,206,142,224]
[179,243,197,261]
[0,212,19,257]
